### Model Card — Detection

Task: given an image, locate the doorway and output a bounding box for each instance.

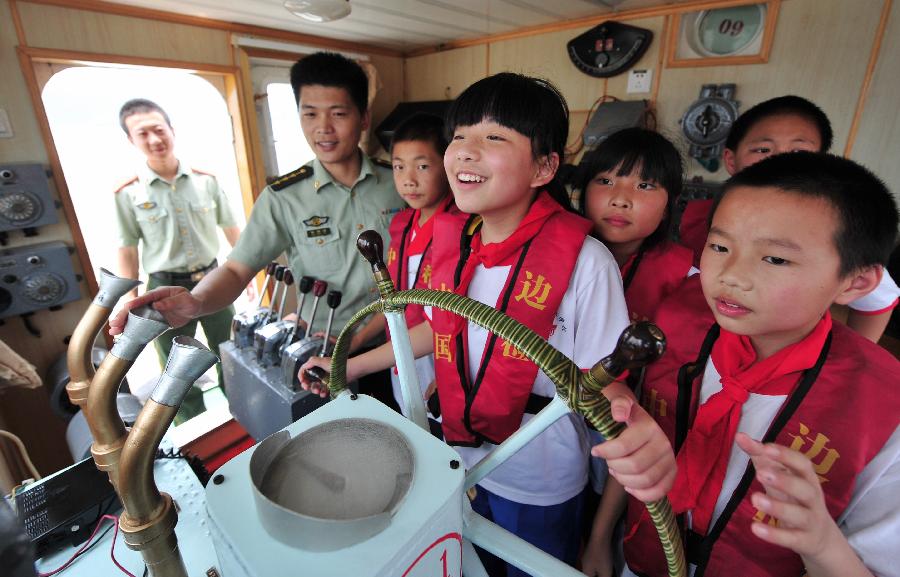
[39,62,252,411]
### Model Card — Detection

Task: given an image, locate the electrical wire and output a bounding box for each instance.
[38,514,139,577]
[0,429,42,480]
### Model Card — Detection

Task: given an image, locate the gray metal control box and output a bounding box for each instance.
[221,341,327,441]
[0,164,59,232]
[0,241,81,318]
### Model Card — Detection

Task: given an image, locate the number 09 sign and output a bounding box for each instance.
[667,1,780,67]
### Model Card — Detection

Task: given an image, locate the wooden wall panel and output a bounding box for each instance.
[489,16,664,112]
[369,54,404,154]
[851,0,900,206]
[0,1,89,477]
[656,0,882,179]
[404,45,488,102]
[17,2,232,65]
[0,3,46,163]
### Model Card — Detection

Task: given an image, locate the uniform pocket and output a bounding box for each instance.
[297,227,343,274]
[190,200,218,240]
[134,205,169,244]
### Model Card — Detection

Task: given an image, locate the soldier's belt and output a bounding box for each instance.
[150,260,217,283]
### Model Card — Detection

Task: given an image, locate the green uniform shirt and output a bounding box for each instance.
[229,154,405,336]
[114,160,236,274]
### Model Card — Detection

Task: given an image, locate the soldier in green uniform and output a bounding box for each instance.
[115,98,242,423]
[110,53,404,407]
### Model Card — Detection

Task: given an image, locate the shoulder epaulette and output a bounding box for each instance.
[191,167,217,179]
[270,165,313,191]
[114,176,138,194]
[371,156,392,169]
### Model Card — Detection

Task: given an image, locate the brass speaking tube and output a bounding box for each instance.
[66,268,141,416]
[86,305,169,489]
[118,336,218,577]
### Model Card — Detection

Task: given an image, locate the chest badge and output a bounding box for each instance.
[303,215,330,227]
[139,201,157,210]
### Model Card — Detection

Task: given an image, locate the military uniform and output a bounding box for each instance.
[115,160,237,423]
[229,154,404,341]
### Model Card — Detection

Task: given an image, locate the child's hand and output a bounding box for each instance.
[298,356,332,398]
[736,433,844,559]
[590,382,676,502]
[580,537,614,577]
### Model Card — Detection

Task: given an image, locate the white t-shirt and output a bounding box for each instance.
[390,251,438,419]
[450,236,629,506]
[849,270,900,313]
[623,359,900,577]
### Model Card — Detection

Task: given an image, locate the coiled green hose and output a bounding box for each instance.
[326,287,685,577]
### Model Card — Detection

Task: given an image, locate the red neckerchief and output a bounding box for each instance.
[454,192,562,309]
[407,197,452,257]
[669,312,833,534]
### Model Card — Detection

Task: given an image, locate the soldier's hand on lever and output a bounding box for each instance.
[108,286,202,335]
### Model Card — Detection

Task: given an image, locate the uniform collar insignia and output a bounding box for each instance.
[303,215,329,227]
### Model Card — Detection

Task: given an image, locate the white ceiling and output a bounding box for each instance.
[101,0,695,52]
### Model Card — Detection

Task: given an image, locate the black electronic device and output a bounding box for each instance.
[0,163,60,236]
[0,241,82,319]
[567,21,653,78]
[14,456,121,559]
[374,100,452,152]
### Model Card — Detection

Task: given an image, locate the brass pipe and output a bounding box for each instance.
[118,336,218,577]
[66,268,141,414]
[86,305,169,489]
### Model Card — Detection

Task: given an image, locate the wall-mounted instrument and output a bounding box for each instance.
[567,21,653,78]
[680,84,739,172]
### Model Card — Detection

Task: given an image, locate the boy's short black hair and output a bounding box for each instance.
[390,113,449,155]
[725,95,833,152]
[119,98,171,134]
[715,152,898,276]
[290,52,368,113]
[445,72,572,209]
[576,128,683,250]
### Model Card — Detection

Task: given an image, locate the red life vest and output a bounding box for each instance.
[624,277,900,577]
[621,241,693,323]
[386,201,459,329]
[678,199,713,267]
[430,207,591,446]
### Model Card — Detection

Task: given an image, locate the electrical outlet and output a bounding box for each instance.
[627,69,652,94]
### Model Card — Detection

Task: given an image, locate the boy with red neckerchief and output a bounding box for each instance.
[678,95,899,343]
[617,152,900,577]
[385,113,458,431]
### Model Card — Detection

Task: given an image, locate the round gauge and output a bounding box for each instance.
[0,191,42,224]
[21,272,66,304]
[687,4,765,57]
[681,99,737,146]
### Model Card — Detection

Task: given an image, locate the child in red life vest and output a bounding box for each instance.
[577,128,695,324]
[300,73,674,577]
[386,113,456,432]
[575,128,695,576]
[678,95,899,343]
[619,152,900,577]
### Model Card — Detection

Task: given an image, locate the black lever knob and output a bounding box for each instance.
[326,290,342,309]
[313,280,328,298]
[303,366,329,386]
[266,262,278,276]
[356,230,385,272]
[599,321,666,377]
[274,265,286,281]
[283,270,294,286]
[299,276,315,294]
